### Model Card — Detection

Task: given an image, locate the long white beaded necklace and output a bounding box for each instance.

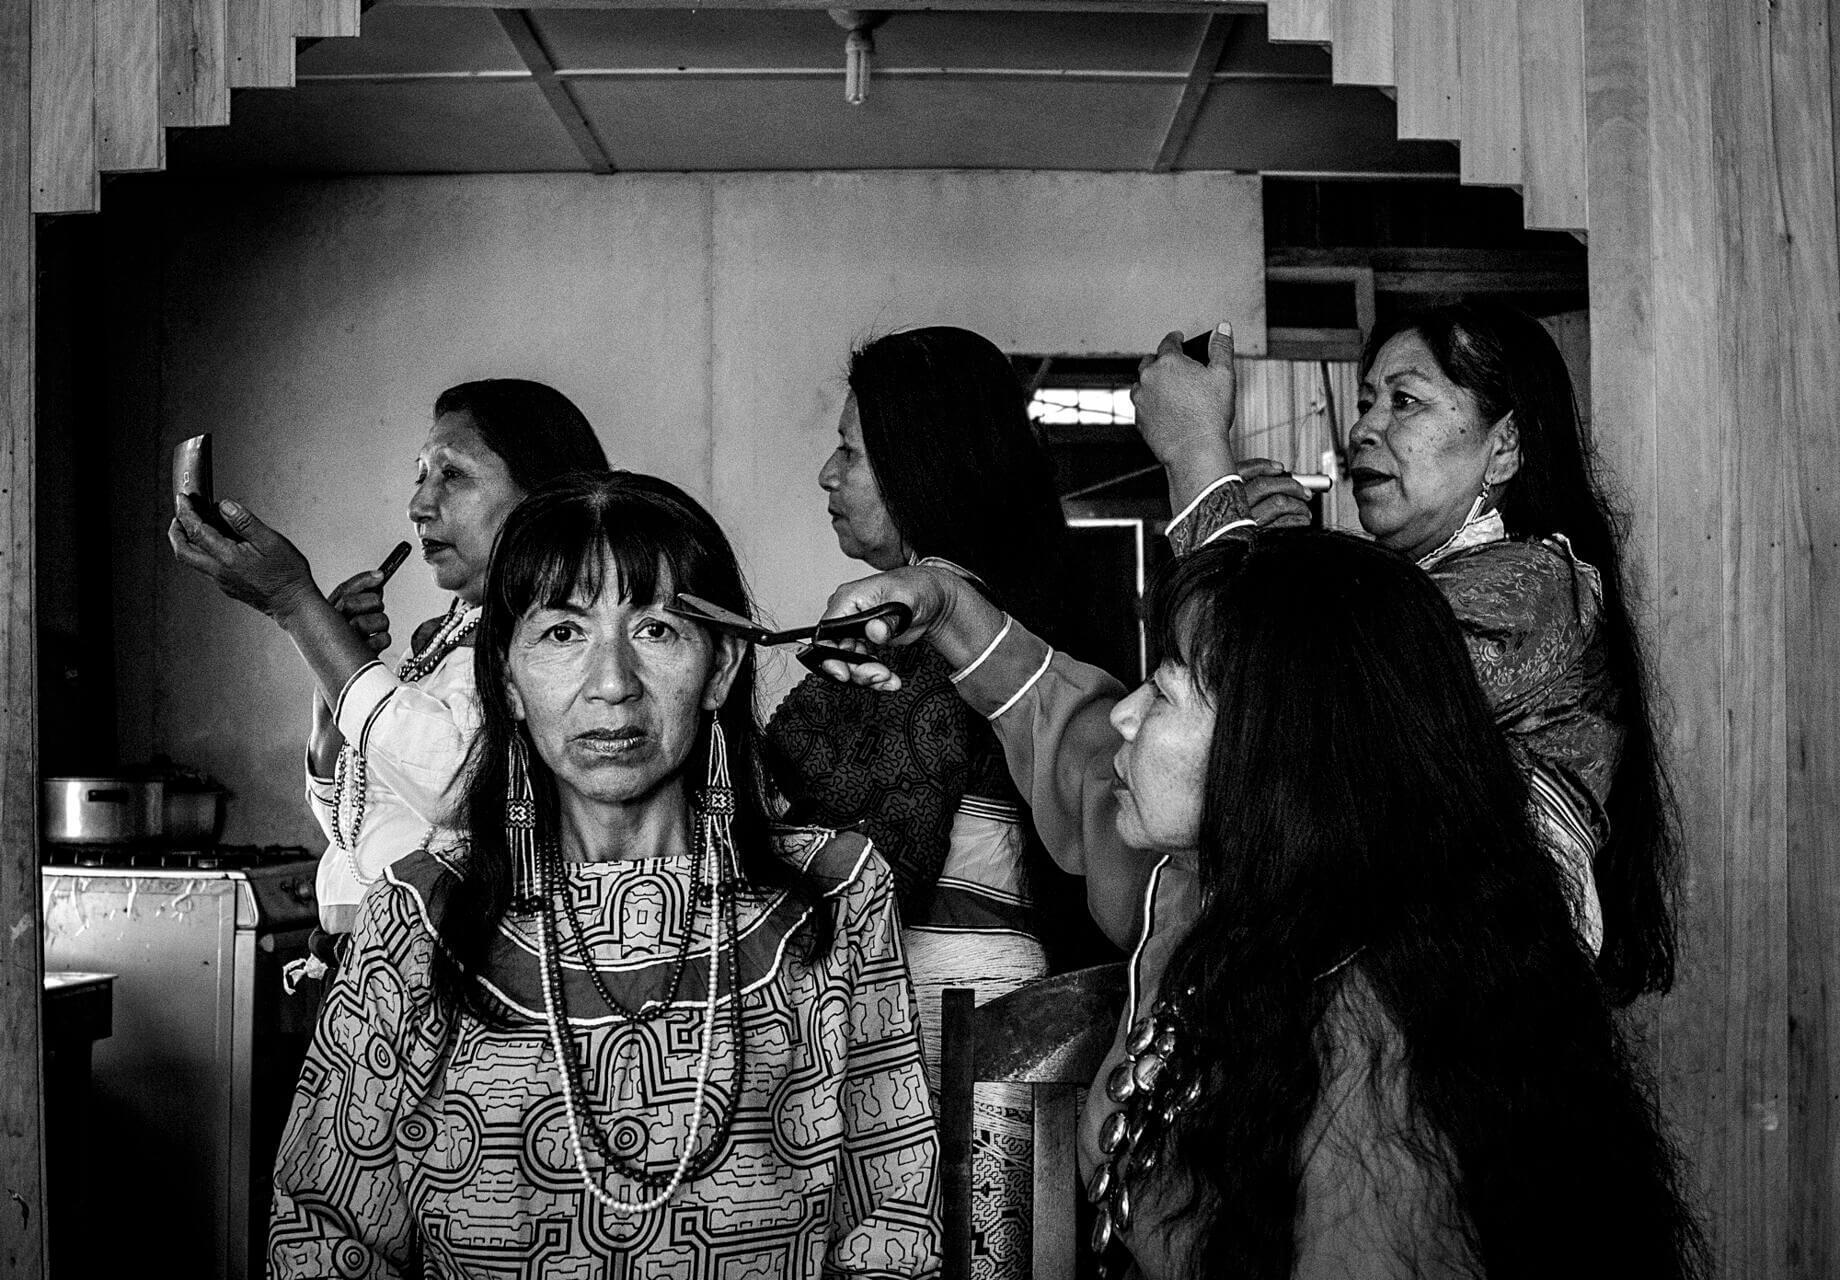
[538,841,725,1215]
[330,599,482,883]
[539,727,743,1215]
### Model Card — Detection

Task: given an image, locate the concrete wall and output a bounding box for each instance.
[104,169,1264,846]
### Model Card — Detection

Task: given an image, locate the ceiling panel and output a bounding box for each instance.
[166,82,583,173]
[1179,82,1456,172]
[296,6,524,76]
[573,76,1181,170]
[532,10,1208,73]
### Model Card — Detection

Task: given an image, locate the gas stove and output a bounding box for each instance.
[46,841,313,871]
[41,844,321,1280]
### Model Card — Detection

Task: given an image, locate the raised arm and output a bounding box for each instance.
[811,567,1153,948]
[1133,324,1315,539]
[170,496,379,712]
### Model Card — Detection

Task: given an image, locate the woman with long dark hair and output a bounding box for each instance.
[1131,305,1678,1003]
[767,325,1093,1278]
[267,472,939,1277]
[817,531,1704,1278]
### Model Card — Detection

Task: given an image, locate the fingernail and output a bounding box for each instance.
[1216,321,1233,338]
[220,499,240,516]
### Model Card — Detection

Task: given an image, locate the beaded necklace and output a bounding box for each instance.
[537,802,747,1212]
[329,599,482,881]
[1088,948,1363,1277]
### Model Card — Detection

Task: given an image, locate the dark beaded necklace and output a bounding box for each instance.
[1089,951,1362,1278]
[536,822,747,1193]
[558,835,706,1027]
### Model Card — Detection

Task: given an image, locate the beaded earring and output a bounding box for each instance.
[506,732,542,912]
[695,713,740,895]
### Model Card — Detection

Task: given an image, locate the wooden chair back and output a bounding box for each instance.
[938,963,1127,1280]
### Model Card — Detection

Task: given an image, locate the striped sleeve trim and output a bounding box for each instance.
[986,648,1055,721]
[333,661,403,752]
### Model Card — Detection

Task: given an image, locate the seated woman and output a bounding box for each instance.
[827,531,1706,1279]
[267,472,940,1278]
[170,379,610,950]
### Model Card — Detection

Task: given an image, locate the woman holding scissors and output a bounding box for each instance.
[169,379,609,949]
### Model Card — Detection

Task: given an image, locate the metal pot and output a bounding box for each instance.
[161,780,227,845]
[42,776,160,844]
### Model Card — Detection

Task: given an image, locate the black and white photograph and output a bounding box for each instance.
[2,2,1833,1278]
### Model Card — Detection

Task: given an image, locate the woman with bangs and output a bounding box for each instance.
[267,472,940,1279]
[814,530,1703,1279]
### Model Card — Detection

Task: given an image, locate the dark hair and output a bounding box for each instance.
[433,471,831,1023]
[1360,302,1678,1004]
[848,327,1070,639]
[847,327,1106,966]
[1148,532,1704,1279]
[433,379,611,494]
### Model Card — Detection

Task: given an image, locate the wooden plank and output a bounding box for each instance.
[95,0,165,170]
[1518,0,1587,230]
[295,0,359,42]
[0,0,44,1274]
[494,9,614,173]
[1150,15,1235,171]
[1031,1085,1079,1280]
[30,0,98,214]
[1646,0,1789,1274]
[229,0,294,87]
[1776,0,1840,1271]
[1331,0,1392,86]
[1265,0,1328,45]
[1458,0,1522,187]
[1394,0,1458,138]
[160,0,229,126]
[939,988,975,1280]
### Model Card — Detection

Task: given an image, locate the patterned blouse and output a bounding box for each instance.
[767,648,1038,940]
[270,828,941,1279]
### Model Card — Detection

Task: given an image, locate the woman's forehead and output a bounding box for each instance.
[526,545,677,611]
[1365,330,1446,383]
[422,411,491,461]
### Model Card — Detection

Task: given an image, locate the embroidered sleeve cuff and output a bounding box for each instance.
[1167,476,1255,557]
[949,616,1055,719]
[1165,473,1242,538]
[333,661,403,755]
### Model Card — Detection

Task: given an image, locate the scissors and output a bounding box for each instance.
[664,593,913,672]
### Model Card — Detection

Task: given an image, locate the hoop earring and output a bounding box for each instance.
[507,731,542,911]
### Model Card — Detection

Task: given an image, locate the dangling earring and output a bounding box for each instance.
[507,731,543,911]
[695,713,739,897]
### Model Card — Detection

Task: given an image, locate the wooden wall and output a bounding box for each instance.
[1583,0,1838,1274]
[1,0,44,1273]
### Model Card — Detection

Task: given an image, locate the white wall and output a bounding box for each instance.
[104,170,1263,845]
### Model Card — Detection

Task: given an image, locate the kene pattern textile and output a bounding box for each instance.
[270,828,941,1279]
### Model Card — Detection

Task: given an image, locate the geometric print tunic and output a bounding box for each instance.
[270,827,941,1279]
